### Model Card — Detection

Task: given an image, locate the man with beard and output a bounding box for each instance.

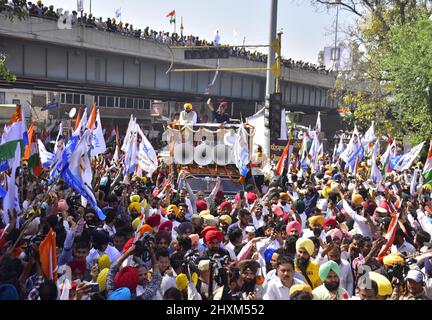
[201,229,231,261]
[225,227,245,261]
[326,245,354,296]
[312,260,349,300]
[179,103,197,125]
[302,215,326,242]
[238,259,265,299]
[294,238,321,289]
[263,255,305,300]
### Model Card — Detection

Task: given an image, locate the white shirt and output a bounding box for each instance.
[391,240,416,256]
[86,245,121,269]
[263,276,305,300]
[103,224,116,238]
[342,200,373,239]
[179,110,197,125]
[302,228,326,243]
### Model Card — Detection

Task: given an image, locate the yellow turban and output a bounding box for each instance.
[289,284,312,296]
[295,238,315,256]
[382,253,405,267]
[128,202,141,214]
[199,210,211,217]
[98,254,111,271]
[219,214,232,225]
[308,215,325,227]
[369,272,392,297]
[322,186,332,199]
[176,273,189,291]
[167,205,179,216]
[423,184,432,191]
[184,103,193,110]
[132,217,141,230]
[130,195,140,203]
[97,268,109,292]
[191,272,198,287]
[351,193,364,207]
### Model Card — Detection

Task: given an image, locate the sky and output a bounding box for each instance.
[47,0,355,64]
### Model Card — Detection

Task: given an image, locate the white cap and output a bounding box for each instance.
[198,259,210,272]
[405,269,424,283]
[245,226,256,233]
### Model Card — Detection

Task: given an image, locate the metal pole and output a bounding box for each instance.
[264,0,278,157]
[90,0,92,15]
[333,4,339,70]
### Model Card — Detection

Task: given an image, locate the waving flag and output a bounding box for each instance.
[377,201,401,263]
[233,125,250,177]
[115,7,122,19]
[340,125,360,163]
[2,144,21,225]
[423,139,432,185]
[39,229,58,281]
[0,105,28,162]
[381,137,396,174]
[166,10,176,24]
[275,138,291,176]
[411,169,421,197]
[308,134,320,173]
[41,101,59,111]
[123,121,139,176]
[113,125,120,163]
[392,141,425,172]
[315,111,321,133]
[89,110,107,157]
[61,130,105,221]
[370,139,383,186]
[137,126,158,176]
[121,115,135,152]
[361,121,376,146]
[37,139,54,167]
[23,123,42,177]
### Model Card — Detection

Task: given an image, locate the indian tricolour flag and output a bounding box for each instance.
[23,123,42,177]
[423,139,432,185]
[0,105,28,162]
[166,10,176,24]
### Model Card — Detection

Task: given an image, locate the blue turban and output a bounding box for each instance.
[264,248,276,265]
[0,284,19,300]
[107,287,132,300]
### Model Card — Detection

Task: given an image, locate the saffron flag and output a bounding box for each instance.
[39,228,58,281]
[377,201,400,263]
[275,138,291,176]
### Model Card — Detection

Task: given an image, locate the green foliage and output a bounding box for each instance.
[316,1,432,144]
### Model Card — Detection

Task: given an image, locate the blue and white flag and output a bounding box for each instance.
[392,141,425,172]
[61,130,105,221]
[0,185,6,199]
[115,8,122,19]
[2,144,21,225]
[137,126,158,176]
[233,125,250,177]
[37,139,54,167]
[0,160,9,173]
[370,139,383,186]
[41,101,60,111]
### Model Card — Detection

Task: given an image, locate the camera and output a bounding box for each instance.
[387,262,409,285]
[134,232,155,262]
[209,253,230,286]
[182,249,201,274]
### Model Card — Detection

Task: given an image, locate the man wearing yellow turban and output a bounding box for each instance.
[128,202,141,215]
[295,238,321,289]
[179,103,197,125]
[302,215,326,242]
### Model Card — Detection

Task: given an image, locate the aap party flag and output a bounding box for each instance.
[233,126,250,177]
[392,141,425,172]
[90,110,107,157]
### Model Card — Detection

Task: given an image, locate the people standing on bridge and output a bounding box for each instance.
[179,103,198,125]
[206,99,230,124]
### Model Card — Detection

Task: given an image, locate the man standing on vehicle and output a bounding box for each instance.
[179,103,198,125]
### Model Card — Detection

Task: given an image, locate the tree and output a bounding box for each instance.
[314,0,432,144]
[0,53,16,82]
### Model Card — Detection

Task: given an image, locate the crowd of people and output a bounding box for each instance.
[0,102,432,301]
[0,0,331,74]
